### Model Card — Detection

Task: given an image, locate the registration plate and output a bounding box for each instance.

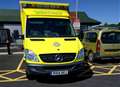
[51,70,68,76]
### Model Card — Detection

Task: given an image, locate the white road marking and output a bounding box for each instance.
[0,46,19,49]
[0,52,23,55]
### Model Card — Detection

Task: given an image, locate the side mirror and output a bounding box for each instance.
[77,30,84,41]
[77,33,84,41]
[19,35,24,40]
[77,35,82,41]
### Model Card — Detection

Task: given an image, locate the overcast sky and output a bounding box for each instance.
[0,0,119,24]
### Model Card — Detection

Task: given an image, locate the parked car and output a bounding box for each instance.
[82,27,120,62]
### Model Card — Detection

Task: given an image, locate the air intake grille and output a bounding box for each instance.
[39,53,76,63]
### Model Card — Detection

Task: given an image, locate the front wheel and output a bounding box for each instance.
[26,70,34,80]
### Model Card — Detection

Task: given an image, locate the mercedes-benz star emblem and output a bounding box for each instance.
[54,54,63,62]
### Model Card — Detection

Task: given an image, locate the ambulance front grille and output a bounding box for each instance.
[39,53,76,63]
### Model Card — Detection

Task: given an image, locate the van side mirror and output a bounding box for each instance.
[77,31,84,41]
[77,34,83,41]
[19,35,24,40]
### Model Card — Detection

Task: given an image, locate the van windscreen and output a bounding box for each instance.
[101,32,120,43]
[26,18,75,37]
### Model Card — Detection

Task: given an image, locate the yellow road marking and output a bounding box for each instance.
[114,68,120,72]
[0,70,14,72]
[0,75,13,80]
[108,65,118,75]
[18,70,26,74]
[95,65,113,68]
[0,80,13,83]
[0,79,27,83]
[93,73,109,76]
[94,73,120,76]
[14,75,26,80]
[101,66,120,73]
[0,67,119,83]
[91,66,95,69]
[0,70,16,76]
[98,67,112,70]
[88,62,93,66]
[0,69,27,83]
[0,60,120,83]
[93,66,104,68]
[93,71,106,74]
[16,58,24,71]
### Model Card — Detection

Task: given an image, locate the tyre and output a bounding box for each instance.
[26,70,34,80]
[76,68,93,80]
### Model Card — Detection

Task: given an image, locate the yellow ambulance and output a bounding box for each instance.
[20,1,92,80]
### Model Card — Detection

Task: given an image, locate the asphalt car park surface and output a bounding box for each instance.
[0,52,120,87]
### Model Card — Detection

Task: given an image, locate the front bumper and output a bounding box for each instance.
[26,62,92,77]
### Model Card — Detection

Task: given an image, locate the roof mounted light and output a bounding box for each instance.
[20,1,69,10]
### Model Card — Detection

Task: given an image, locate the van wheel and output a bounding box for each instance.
[88,52,95,62]
[26,71,34,80]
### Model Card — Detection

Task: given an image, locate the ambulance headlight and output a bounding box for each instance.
[76,48,84,59]
[24,49,39,62]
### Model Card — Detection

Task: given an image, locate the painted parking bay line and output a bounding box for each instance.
[0,57,120,83]
[14,75,26,80]
[0,70,27,83]
[0,52,23,55]
[0,67,120,83]
[0,75,13,80]
[0,79,27,83]
[0,70,16,76]
[16,58,24,71]
[108,65,118,75]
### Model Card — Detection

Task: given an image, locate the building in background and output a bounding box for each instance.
[70,12,101,32]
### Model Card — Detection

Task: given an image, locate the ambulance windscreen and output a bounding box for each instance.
[26,18,75,38]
